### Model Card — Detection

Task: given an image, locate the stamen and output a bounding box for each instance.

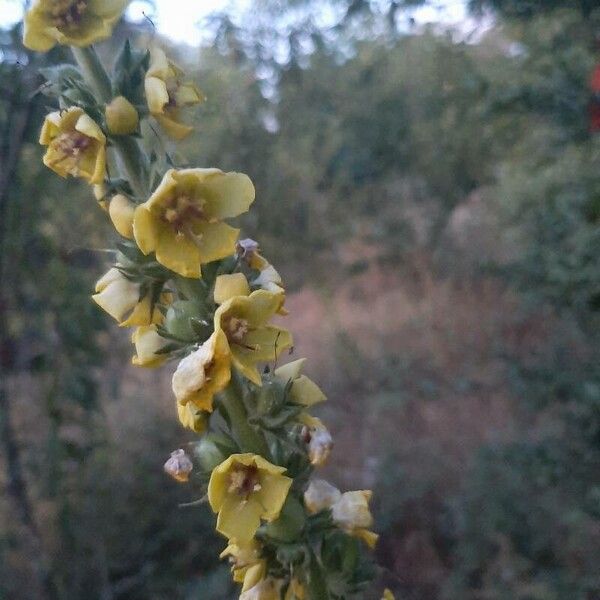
[49,0,88,28]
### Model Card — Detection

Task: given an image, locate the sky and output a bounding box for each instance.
[2,0,470,46]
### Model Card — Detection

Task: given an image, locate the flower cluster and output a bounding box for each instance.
[24,3,392,598]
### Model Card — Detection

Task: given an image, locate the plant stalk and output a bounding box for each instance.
[71,46,148,198]
[219,381,269,456]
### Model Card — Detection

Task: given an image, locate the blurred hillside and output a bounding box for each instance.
[1,1,600,599]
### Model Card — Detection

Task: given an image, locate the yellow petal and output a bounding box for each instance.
[144,76,170,114]
[75,113,106,142]
[133,206,162,255]
[355,528,379,549]
[131,326,168,367]
[193,221,240,264]
[274,358,306,382]
[253,471,293,521]
[230,350,262,386]
[154,113,194,140]
[109,194,135,239]
[216,495,263,543]
[214,273,250,304]
[91,268,138,322]
[198,171,256,220]
[155,227,202,278]
[291,375,326,406]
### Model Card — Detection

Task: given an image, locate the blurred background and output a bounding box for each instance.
[2,0,600,598]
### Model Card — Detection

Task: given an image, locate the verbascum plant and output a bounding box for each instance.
[24,3,393,598]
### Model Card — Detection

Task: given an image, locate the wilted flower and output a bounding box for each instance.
[133,168,255,278]
[275,359,327,407]
[163,448,193,482]
[214,290,293,386]
[171,331,231,412]
[145,48,205,140]
[23,0,128,51]
[131,325,169,367]
[220,540,266,592]
[108,194,136,239]
[92,267,165,327]
[208,453,292,543]
[40,107,106,184]
[301,415,333,467]
[105,96,139,135]
[304,481,378,548]
[176,402,208,433]
[303,479,341,513]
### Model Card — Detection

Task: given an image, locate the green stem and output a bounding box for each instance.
[71,46,148,198]
[219,381,269,456]
[71,46,111,102]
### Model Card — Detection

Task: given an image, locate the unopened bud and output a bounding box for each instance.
[164,449,193,482]
[109,194,135,239]
[105,96,139,136]
[193,433,233,472]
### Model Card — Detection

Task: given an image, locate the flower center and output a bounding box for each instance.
[223,316,249,344]
[48,131,92,174]
[161,194,207,235]
[228,465,261,499]
[49,0,87,28]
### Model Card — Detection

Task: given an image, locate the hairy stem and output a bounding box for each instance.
[219,378,269,456]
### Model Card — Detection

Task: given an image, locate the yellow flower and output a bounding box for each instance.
[382,589,395,600]
[92,267,167,327]
[171,330,231,412]
[144,47,205,140]
[214,290,293,386]
[176,402,208,433]
[108,194,136,239]
[131,325,169,367]
[105,96,139,136]
[220,540,266,592]
[304,481,378,549]
[23,0,128,51]
[274,359,326,407]
[133,168,255,278]
[208,453,292,543]
[214,273,250,305]
[300,414,333,467]
[163,449,193,482]
[40,107,106,184]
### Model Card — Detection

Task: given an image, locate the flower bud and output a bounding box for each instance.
[193,433,233,472]
[164,449,193,482]
[93,184,109,211]
[382,589,395,600]
[105,96,139,136]
[109,194,135,239]
[214,273,250,304]
[165,300,208,342]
